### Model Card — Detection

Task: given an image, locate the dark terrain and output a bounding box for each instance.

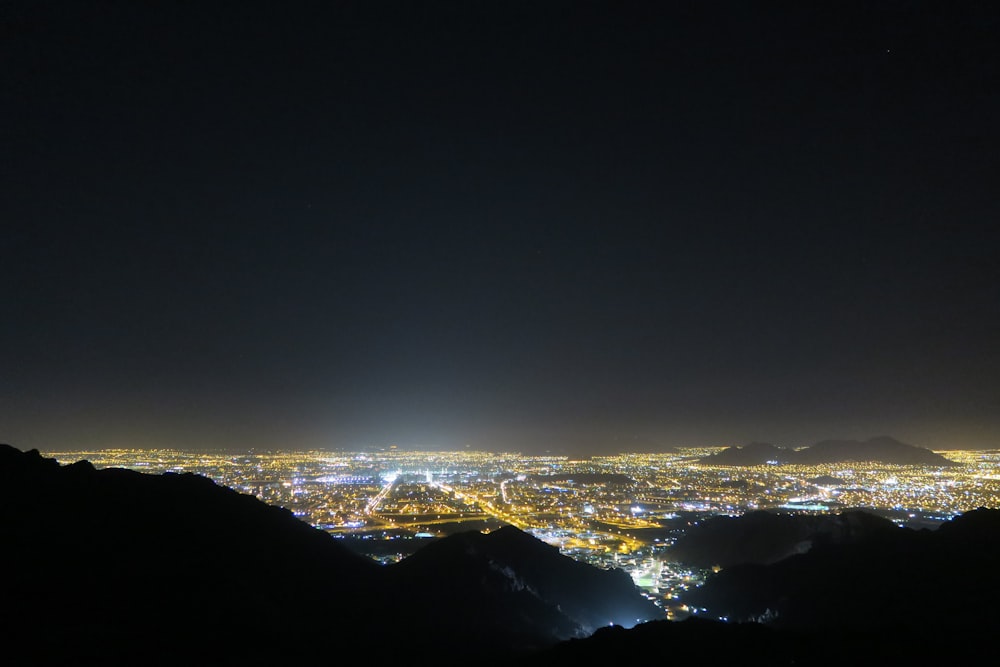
[667,509,901,568]
[3,443,998,666]
[0,444,658,666]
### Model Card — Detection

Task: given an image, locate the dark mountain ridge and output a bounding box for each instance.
[678,506,1000,632]
[527,507,1000,666]
[390,525,658,639]
[0,445,381,666]
[0,444,659,665]
[699,436,956,466]
[667,509,900,568]
[526,614,991,666]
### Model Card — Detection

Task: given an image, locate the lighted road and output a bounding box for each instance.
[430,480,644,550]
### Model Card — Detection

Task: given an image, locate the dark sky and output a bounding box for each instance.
[4,1,999,455]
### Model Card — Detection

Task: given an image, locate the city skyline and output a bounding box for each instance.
[4,1,999,456]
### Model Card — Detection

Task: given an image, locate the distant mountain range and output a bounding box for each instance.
[0,444,659,666]
[697,436,957,466]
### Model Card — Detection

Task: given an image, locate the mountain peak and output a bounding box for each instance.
[699,436,955,466]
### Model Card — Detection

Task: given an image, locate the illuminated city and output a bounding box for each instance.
[43,446,1000,617]
[6,1,999,663]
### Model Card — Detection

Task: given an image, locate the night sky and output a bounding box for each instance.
[4,1,999,455]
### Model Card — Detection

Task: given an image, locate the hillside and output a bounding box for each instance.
[678,507,1000,631]
[527,508,1000,666]
[0,444,660,665]
[667,509,899,568]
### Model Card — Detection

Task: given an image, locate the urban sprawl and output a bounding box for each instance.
[45,447,1000,617]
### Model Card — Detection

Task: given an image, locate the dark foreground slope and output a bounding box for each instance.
[0,445,659,666]
[0,445,383,666]
[527,508,1000,666]
[528,615,991,666]
[387,525,660,646]
[668,509,899,568]
[678,507,1000,632]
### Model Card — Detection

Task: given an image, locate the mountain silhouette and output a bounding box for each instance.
[698,436,956,466]
[700,441,792,464]
[524,613,989,666]
[0,444,382,666]
[678,506,1000,633]
[525,508,1000,666]
[667,509,899,568]
[0,444,660,665]
[388,525,660,646]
